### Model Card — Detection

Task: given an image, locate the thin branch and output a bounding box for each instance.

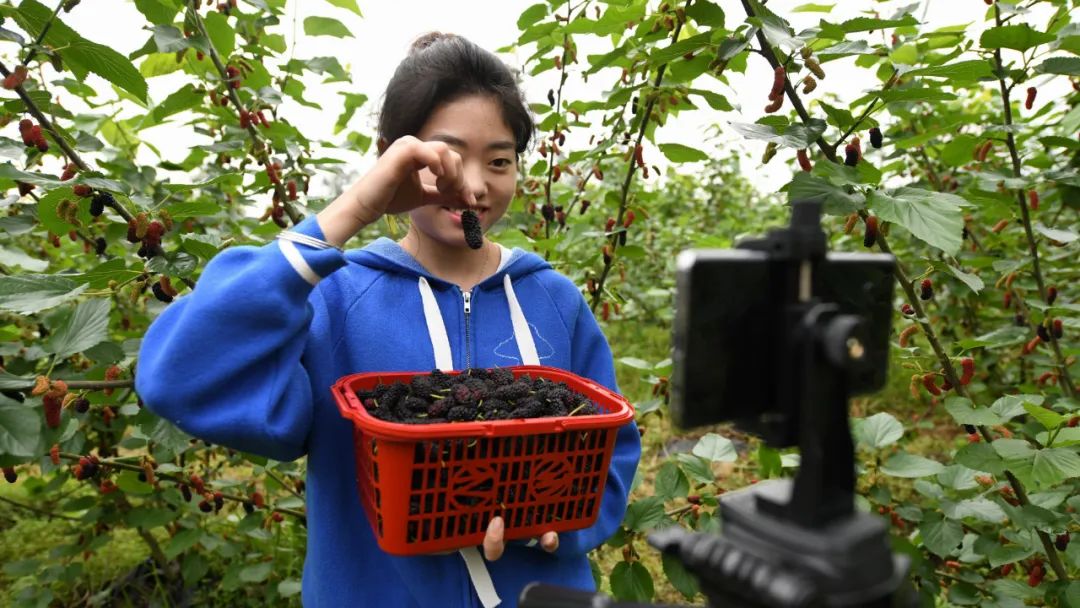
[9,379,133,393]
[0,493,80,520]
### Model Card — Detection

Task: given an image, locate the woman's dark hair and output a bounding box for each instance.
[378,33,534,154]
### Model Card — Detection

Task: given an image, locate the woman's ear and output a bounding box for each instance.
[376,137,389,156]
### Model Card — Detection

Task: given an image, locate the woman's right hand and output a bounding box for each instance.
[316,136,476,247]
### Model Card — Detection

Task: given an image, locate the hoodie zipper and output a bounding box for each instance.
[463,290,472,370]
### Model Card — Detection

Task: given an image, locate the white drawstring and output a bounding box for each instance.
[503,274,540,366]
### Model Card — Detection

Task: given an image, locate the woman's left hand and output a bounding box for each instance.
[483,516,558,560]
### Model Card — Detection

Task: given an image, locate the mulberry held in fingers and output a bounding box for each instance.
[461,209,483,250]
[920,279,933,301]
[1024,87,1036,110]
[869,127,883,149]
[863,216,878,248]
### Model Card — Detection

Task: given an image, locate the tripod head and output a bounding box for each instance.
[520,201,914,608]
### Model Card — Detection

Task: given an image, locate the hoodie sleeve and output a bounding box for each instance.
[135,216,347,462]
[554,296,642,556]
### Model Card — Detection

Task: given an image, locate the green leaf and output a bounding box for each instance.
[945,264,984,294]
[658,143,708,163]
[1034,223,1078,243]
[992,439,1035,462]
[617,357,653,370]
[278,579,303,597]
[868,187,965,255]
[517,3,547,30]
[748,0,800,51]
[692,433,736,462]
[942,497,1006,523]
[42,299,110,359]
[788,172,863,215]
[837,14,917,33]
[134,0,180,25]
[662,552,699,599]
[1032,448,1080,486]
[881,452,944,477]
[623,496,666,532]
[945,397,1003,427]
[324,0,361,16]
[0,275,88,314]
[0,405,40,458]
[991,394,1044,420]
[164,528,202,559]
[303,16,352,38]
[675,453,715,484]
[0,246,47,272]
[654,461,689,500]
[920,512,964,557]
[980,25,1056,52]
[239,561,273,583]
[15,0,147,101]
[610,561,654,602]
[908,60,994,81]
[686,0,724,26]
[125,507,177,528]
[150,84,204,123]
[1036,57,1080,76]
[854,412,903,449]
[1022,403,1065,431]
[334,92,368,135]
[203,11,235,58]
[955,442,1005,475]
[688,89,733,111]
[988,544,1035,568]
[728,118,827,149]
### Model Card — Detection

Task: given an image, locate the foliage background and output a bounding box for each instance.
[0,0,1079,606]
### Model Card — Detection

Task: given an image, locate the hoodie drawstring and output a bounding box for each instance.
[417,274,539,608]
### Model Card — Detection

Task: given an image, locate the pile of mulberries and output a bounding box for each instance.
[356,368,600,424]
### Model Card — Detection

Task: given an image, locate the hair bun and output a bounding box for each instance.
[409,32,458,55]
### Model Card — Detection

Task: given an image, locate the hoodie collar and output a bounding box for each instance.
[345,237,550,290]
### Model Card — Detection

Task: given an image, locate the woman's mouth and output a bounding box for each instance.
[442,207,486,225]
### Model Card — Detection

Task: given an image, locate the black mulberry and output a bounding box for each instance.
[461,209,483,250]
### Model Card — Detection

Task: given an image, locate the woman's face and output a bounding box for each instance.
[408,94,518,248]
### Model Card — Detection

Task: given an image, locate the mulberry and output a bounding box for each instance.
[1047,286,1057,305]
[796,149,812,172]
[844,143,858,167]
[461,209,483,249]
[863,216,878,248]
[959,357,974,385]
[3,467,16,483]
[73,184,93,197]
[1024,87,1036,111]
[869,127,883,149]
[1053,319,1063,340]
[152,282,174,303]
[920,279,933,301]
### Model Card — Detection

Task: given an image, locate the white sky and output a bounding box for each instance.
[49,0,1070,196]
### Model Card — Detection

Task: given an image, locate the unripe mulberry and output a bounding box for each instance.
[899,324,919,347]
[863,216,878,248]
[1046,285,1057,305]
[623,210,635,228]
[869,127,883,149]
[1028,190,1038,211]
[1053,318,1063,339]
[764,95,783,113]
[50,444,60,465]
[920,279,933,300]
[901,303,914,316]
[975,140,992,163]
[2,65,28,89]
[801,75,816,94]
[461,209,483,250]
[252,491,265,509]
[768,66,785,101]
[72,184,93,197]
[44,391,62,428]
[1024,87,1036,111]
[805,57,825,79]
[61,163,77,181]
[796,149,812,172]
[1027,563,1044,587]
[762,142,777,164]
[991,218,1009,234]
[287,180,297,201]
[959,357,974,385]
[842,213,858,234]
[190,474,205,495]
[921,373,941,396]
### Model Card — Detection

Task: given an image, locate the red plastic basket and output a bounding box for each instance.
[332,365,635,556]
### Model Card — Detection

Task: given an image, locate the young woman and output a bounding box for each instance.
[136,33,641,608]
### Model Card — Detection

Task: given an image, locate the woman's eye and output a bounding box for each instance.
[491,158,512,169]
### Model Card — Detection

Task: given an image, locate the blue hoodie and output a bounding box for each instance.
[135,215,641,607]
